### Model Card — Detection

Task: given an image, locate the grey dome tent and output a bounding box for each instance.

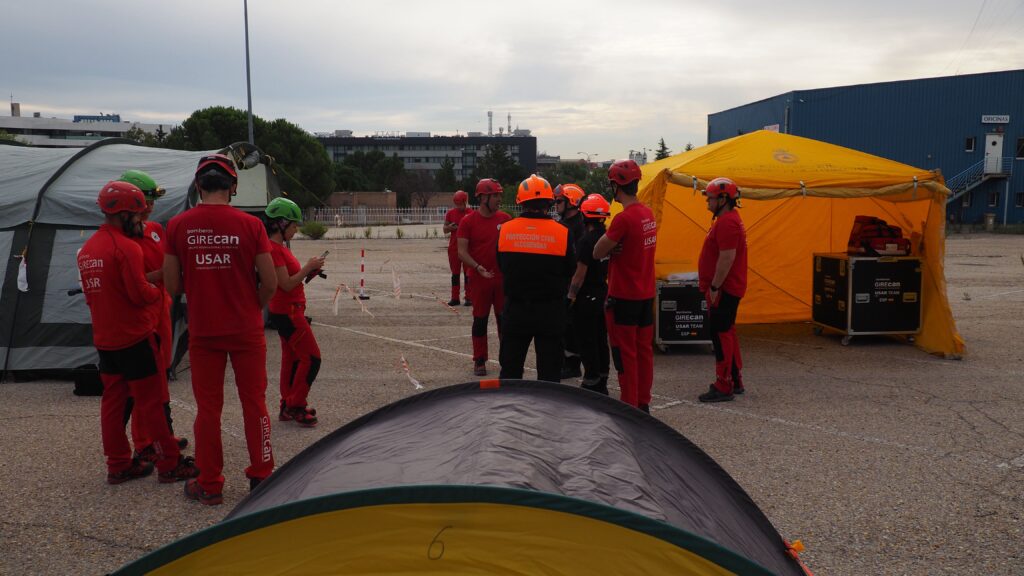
[0,139,279,377]
[115,381,813,575]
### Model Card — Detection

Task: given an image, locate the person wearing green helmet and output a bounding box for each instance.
[264,197,325,427]
[117,169,189,462]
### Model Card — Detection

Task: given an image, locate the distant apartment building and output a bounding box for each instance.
[0,103,169,148]
[316,130,537,181]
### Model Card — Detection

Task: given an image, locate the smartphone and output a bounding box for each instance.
[319,250,330,259]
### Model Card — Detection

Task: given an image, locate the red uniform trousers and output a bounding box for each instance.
[447,243,469,302]
[130,292,173,450]
[273,303,321,410]
[709,291,744,393]
[469,274,504,363]
[605,297,655,408]
[99,334,180,474]
[189,330,274,494]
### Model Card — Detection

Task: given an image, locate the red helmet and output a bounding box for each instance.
[453,190,469,203]
[608,159,642,186]
[475,178,503,196]
[195,153,238,179]
[97,181,147,215]
[516,174,554,204]
[703,177,740,200]
[580,194,611,220]
[559,184,585,208]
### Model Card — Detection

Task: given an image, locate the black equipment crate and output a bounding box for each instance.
[812,253,921,344]
[655,281,711,348]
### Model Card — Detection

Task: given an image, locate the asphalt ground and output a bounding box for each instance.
[1,230,1022,575]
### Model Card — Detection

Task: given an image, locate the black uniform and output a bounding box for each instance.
[497,212,576,382]
[559,210,586,377]
[573,222,611,390]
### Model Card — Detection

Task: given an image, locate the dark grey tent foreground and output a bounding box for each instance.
[115,381,813,575]
[0,139,278,375]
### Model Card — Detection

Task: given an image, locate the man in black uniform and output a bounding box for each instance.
[554,184,587,380]
[497,175,576,383]
[569,193,612,395]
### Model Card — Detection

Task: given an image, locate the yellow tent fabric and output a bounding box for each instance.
[621,130,963,357]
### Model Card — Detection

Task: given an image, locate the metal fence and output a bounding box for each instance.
[307,206,522,227]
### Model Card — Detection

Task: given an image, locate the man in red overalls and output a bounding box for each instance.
[697,177,748,403]
[457,178,511,376]
[119,170,187,462]
[78,181,197,485]
[593,160,657,412]
[443,190,474,306]
[164,154,278,505]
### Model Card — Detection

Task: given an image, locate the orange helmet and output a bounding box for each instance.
[475,178,503,196]
[703,177,740,200]
[453,190,469,203]
[97,181,147,215]
[558,184,585,208]
[580,194,611,220]
[516,174,554,204]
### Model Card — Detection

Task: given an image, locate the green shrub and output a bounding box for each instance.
[363,227,372,239]
[396,228,405,239]
[300,221,328,240]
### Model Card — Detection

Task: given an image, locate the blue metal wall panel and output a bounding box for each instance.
[708,70,1024,224]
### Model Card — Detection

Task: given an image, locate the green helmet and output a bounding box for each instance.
[265,197,302,223]
[118,169,165,199]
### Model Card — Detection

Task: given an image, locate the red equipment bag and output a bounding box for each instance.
[848,216,911,256]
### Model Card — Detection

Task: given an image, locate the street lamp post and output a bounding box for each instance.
[243,0,255,145]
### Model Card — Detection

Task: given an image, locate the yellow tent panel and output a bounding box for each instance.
[619,131,963,357]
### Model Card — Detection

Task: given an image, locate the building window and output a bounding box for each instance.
[987,191,999,207]
[1016,138,1024,159]
[1016,192,1024,208]
[962,191,972,208]
[965,137,976,152]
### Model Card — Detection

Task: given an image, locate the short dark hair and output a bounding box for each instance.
[521,198,553,213]
[196,169,236,193]
[616,181,639,196]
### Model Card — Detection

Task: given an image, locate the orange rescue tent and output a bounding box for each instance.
[627,130,964,357]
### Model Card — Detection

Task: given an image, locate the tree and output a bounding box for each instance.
[164,106,334,205]
[0,129,22,144]
[435,156,458,192]
[392,169,438,208]
[340,150,405,192]
[539,160,589,187]
[655,138,671,160]
[333,162,372,191]
[124,125,166,147]
[470,144,527,202]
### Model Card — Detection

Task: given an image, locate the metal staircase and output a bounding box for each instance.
[945,157,1013,204]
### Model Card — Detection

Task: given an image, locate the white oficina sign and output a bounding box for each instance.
[981,115,1010,123]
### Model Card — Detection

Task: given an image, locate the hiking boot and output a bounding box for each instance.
[177,436,189,450]
[184,478,223,506]
[733,382,745,395]
[285,406,318,427]
[158,455,200,484]
[135,444,158,464]
[462,299,472,307]
[698,384,735,403]
[473,361,487,377]
[581,378,609,396]
[639,404,651,414]
[560,365,582,380]
[249,477,264,492]
[107,458,155,485]
[446,298,460,307]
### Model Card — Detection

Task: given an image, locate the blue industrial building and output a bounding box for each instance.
[708,69,1024,225]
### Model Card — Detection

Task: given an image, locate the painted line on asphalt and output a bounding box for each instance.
[974,288,1024,300]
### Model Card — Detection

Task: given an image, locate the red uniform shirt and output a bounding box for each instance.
[268,241,305,314]
[78,224,162,350]
[134,221,166,289]
[456,210,511,277]
[444,207,473,248]
[605,202,657,300]
[164,204,272,337]
[698,209,748,298]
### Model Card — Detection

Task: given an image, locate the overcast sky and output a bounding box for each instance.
[5,0,1023,161]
